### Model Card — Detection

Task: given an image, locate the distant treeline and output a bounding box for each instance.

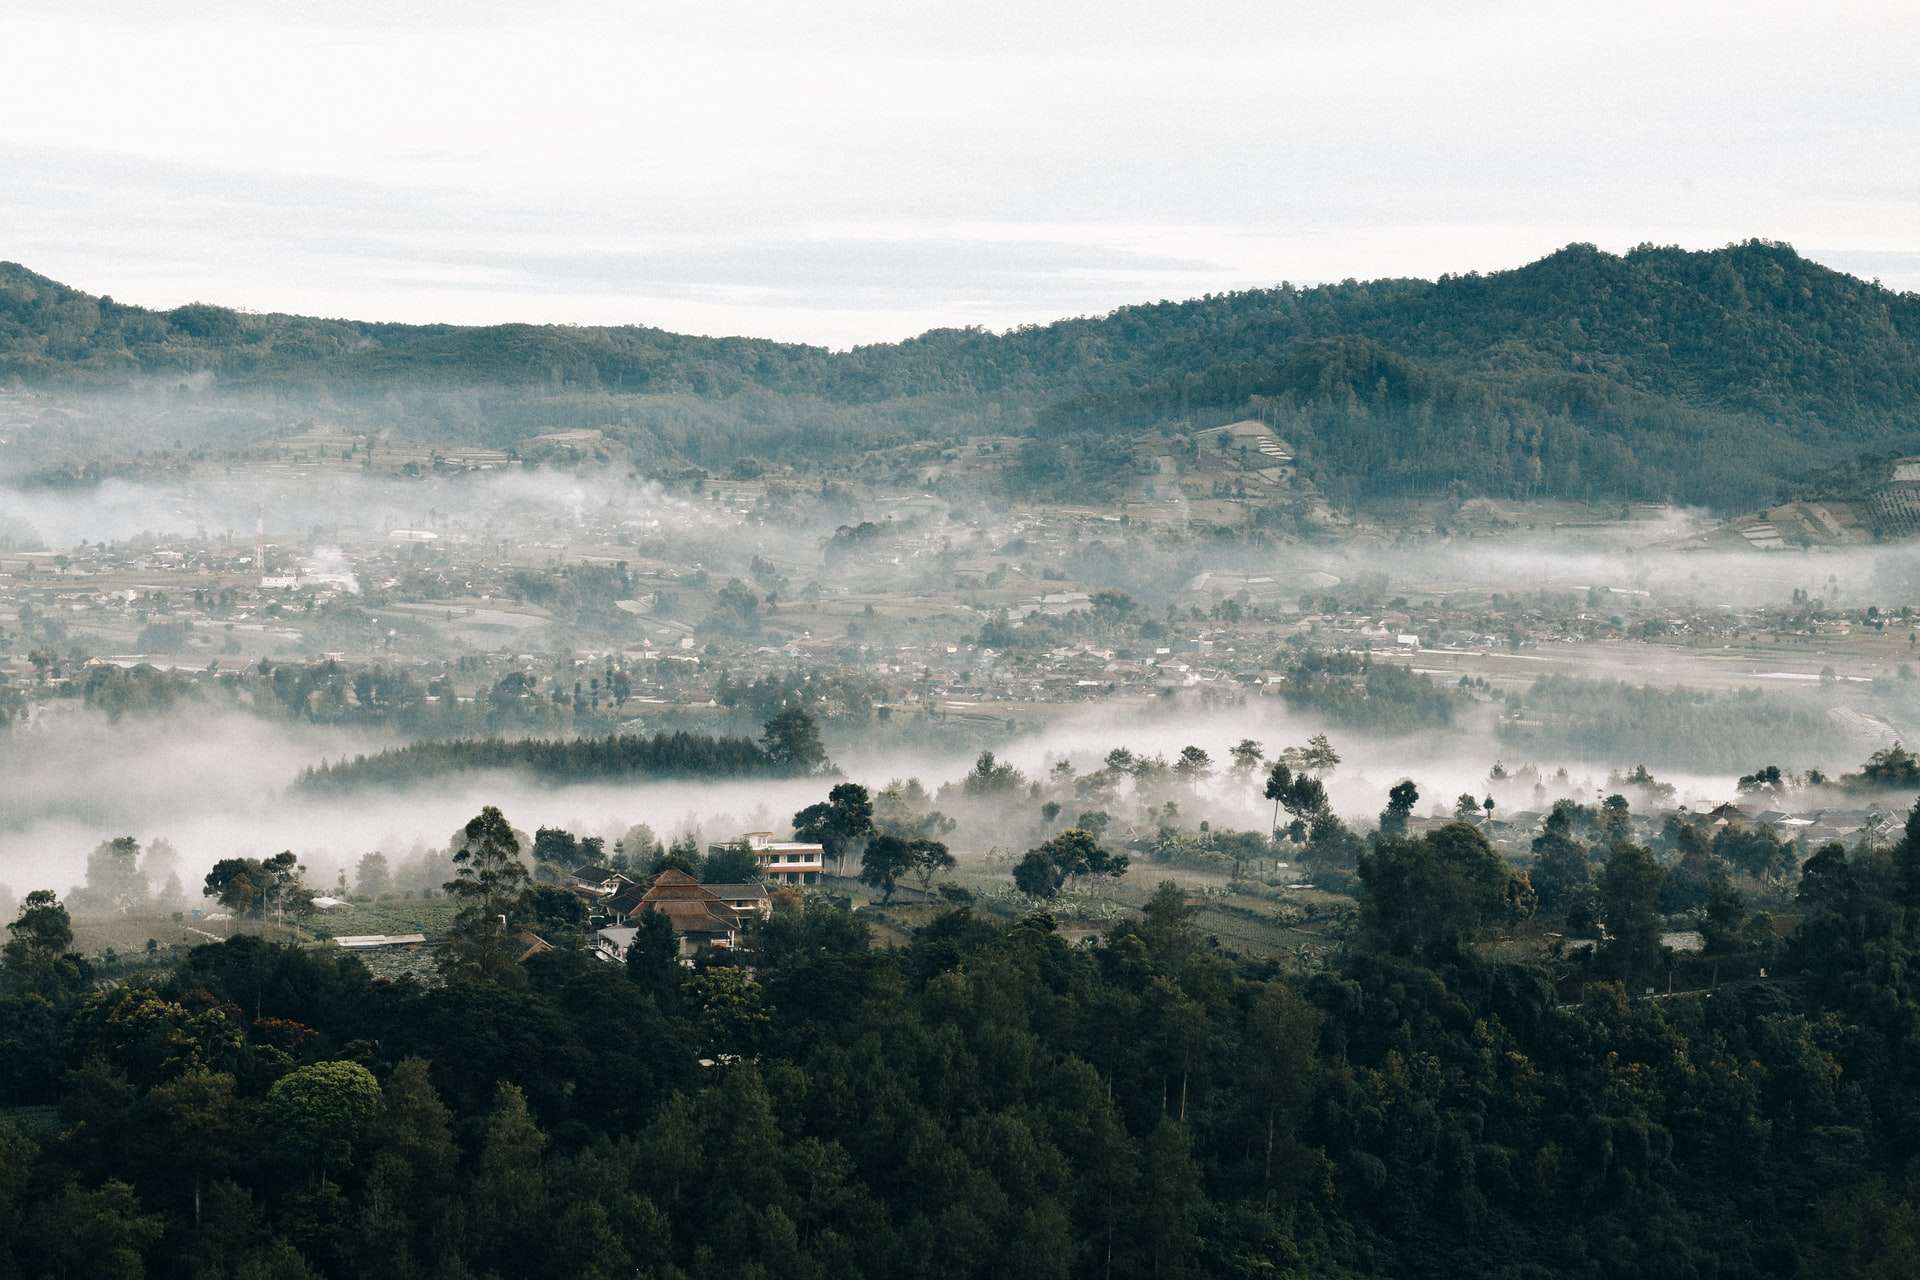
[1279,650,1460,732]
[298,729,787,792]
[1502,674,1857,771]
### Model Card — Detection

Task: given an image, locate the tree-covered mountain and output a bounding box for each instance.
[5,241,1919,509]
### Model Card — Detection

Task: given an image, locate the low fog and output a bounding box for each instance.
[0,705,831,901]
[0,468,784,553]
[10,455,1920,909]
[0,692,1830,906]
[1314,535,1920,611]
[11,465,1920,613]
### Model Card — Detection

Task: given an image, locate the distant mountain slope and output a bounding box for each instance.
[4,241,1919,509]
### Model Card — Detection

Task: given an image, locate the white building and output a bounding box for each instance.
[726,831,826,887]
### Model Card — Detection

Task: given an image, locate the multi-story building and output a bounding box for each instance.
[718,831,827,887]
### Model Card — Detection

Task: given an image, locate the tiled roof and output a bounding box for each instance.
[702,883,770,901]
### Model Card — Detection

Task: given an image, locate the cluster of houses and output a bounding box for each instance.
[1677,800,1896,848]
[569,832,826,963]
[13,473,1910,743]
[321,829,828,971]
[1414,796,1899,863]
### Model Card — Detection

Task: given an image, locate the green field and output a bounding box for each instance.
[68,912,307,958]
[305,898,462,940]
[842,859,1358,964]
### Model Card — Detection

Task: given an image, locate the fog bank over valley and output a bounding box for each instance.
[12,11,1920,1273]
[10,450,1920,909]
[0,689,1896,903]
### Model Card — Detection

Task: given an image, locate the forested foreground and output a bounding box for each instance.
[9,819,1920,1279]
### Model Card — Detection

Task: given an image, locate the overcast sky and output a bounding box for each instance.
[3,0,1917,347]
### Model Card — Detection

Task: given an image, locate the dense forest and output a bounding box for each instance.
[6,241,1920,509]
[8,793,1920,1277]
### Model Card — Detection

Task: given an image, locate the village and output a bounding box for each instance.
[12,422,1920,998]
[7,473,1920,746]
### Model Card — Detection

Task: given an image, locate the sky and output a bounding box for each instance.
[3,0,1917,348]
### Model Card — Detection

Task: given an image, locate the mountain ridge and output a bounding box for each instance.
[4,241,1919,510]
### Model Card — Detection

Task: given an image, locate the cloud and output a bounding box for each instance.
[1803,249,1920,294]
[4,2,1918,343]
[377,236,1227,309]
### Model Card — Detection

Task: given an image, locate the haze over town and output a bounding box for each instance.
[6,5,1920,1278]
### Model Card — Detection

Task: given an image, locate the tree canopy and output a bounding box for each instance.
[11,785,1920,1276]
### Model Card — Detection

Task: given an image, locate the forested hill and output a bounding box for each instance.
[5,241,1920,509]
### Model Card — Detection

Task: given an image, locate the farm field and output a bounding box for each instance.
[67,910,306,957]
[304,898,462,940]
